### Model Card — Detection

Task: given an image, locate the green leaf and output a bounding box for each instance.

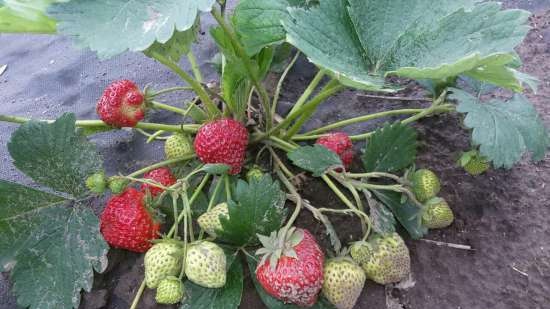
[246,255,336,309]
[451,88,549,168]
[7,113,103,197]
[181,252,243,309]
[0,180,108,309]
[234,0,308,56]
[218,175,286,246]
[49,0,216,59]
[283,0,531,91]
[143,19,199,62]
[362,122,417,173]
[0,0,58,33]
[372,190,427,239]
[288,145,342,177]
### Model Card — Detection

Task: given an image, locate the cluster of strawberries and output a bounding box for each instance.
[92,80,432,308]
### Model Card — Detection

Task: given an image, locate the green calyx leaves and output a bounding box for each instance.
[256,227,304,270]
[451,88,549,168]
[281,0,531,91]
[1,114,108,309]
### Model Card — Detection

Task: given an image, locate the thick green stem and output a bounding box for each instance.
[198,176,225,239]
[150,86,193,97]
[149,50,220,118]
[167,174,211,238]
[320,174,357,210]
[266,80,343,138]
[301,108,425,136]
[271,51,301,119]
[287,69,326,115]
[187,50,203,83]
[211,8,272,130]
[128,155,195,178]
[150,101,189,116]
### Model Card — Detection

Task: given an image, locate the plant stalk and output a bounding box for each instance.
[150,101,189,116]
[148,50,220,118]
[128,155,195,178]
[271,51,301,119]
[187,50,203,83]
[287,69,326,115]
[150,86,193,97]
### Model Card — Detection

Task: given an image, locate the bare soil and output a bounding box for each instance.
[0,2,549,309]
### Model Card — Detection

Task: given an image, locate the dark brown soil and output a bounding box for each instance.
[1,2,549,309]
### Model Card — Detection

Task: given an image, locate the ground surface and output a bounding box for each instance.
[1,1,549,309]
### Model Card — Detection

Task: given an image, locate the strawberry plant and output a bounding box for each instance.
[0,1,548,309]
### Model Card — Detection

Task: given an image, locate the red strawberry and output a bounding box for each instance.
[193,118,248,174]
[256,228,324,307]
[96,80,145,127]
[316,132,353,169]
[140,167,177,197]
[100,188,160,252]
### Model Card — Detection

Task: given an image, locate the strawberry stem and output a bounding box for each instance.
[129,281,146,309]
[150,101,189,116]
[275,169,302,238]
[287,69,326,116]
[148,50,221,119]
[149,86,193,97]
[198,175,225,240]
[187,51,203,83]
[271,51,301,119]
[128,155,195,178]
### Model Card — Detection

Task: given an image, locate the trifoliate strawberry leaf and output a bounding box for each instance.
[218,175,286,246]
[48,0,216,59]
[233,0,309,55]
[143,19,199,63]
[451,88,549,168]
[372,190,427,239]
[246,255,336,309]
[283,0,530,91]
[181,252,243,309]
[0,0,57,33]
[362,122,417,173]
[0,180,108,309]
[7,113,103,198]
[288,145,342,177]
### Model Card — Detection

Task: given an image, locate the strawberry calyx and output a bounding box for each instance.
[256,227,304,271]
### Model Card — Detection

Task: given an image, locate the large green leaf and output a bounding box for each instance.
[0,180,109,309]
[181,253,243,309]
[7,113,103,197]
[283,0,531,91]
[365,192,396,235]
[218,175,286,246]
[288,145,342,177]
[246,256,336,309]
[233,0,308,55]
[48,0,216,59]
[372,190,427,239]
[362,122,417,173]
[451,88,549,168]
[0,0,58,33]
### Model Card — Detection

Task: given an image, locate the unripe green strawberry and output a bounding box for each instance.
[412,169,440,202]
[108,177,130,194]
[185,241,226,288]
[197,203,228,237]
[459,151,490,176]
[246,166,263,182]
[349,241,370,265]
[165,133,193,160]
[155,276,185,305]
[144,240,184,288]
[422,197,454,229]
[322,258,366,309]
[86,172,107,193]
[356,233,410,285]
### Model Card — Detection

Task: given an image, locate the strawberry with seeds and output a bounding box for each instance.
[194,118,248,174]
[316,132,354,170]
[140,167,177,197]
[256,227,324,307]
[96,80,146,127]
[100,188,160,252]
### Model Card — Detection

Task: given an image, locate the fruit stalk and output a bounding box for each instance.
[198,175,225,239]
[149,86,193,97]
[287,69,326,115]
[271,51,301,118]
[211,8,272,131]
[150,101,189,116]
[127,155,195,178]
[148,50,221,118]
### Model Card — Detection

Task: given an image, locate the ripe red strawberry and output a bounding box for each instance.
[140,167,177,197]
[193,118,248,174]
[256,228,324,307]
[100,188,160,252]
[96,80,145,127]
[316,132,354,169]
